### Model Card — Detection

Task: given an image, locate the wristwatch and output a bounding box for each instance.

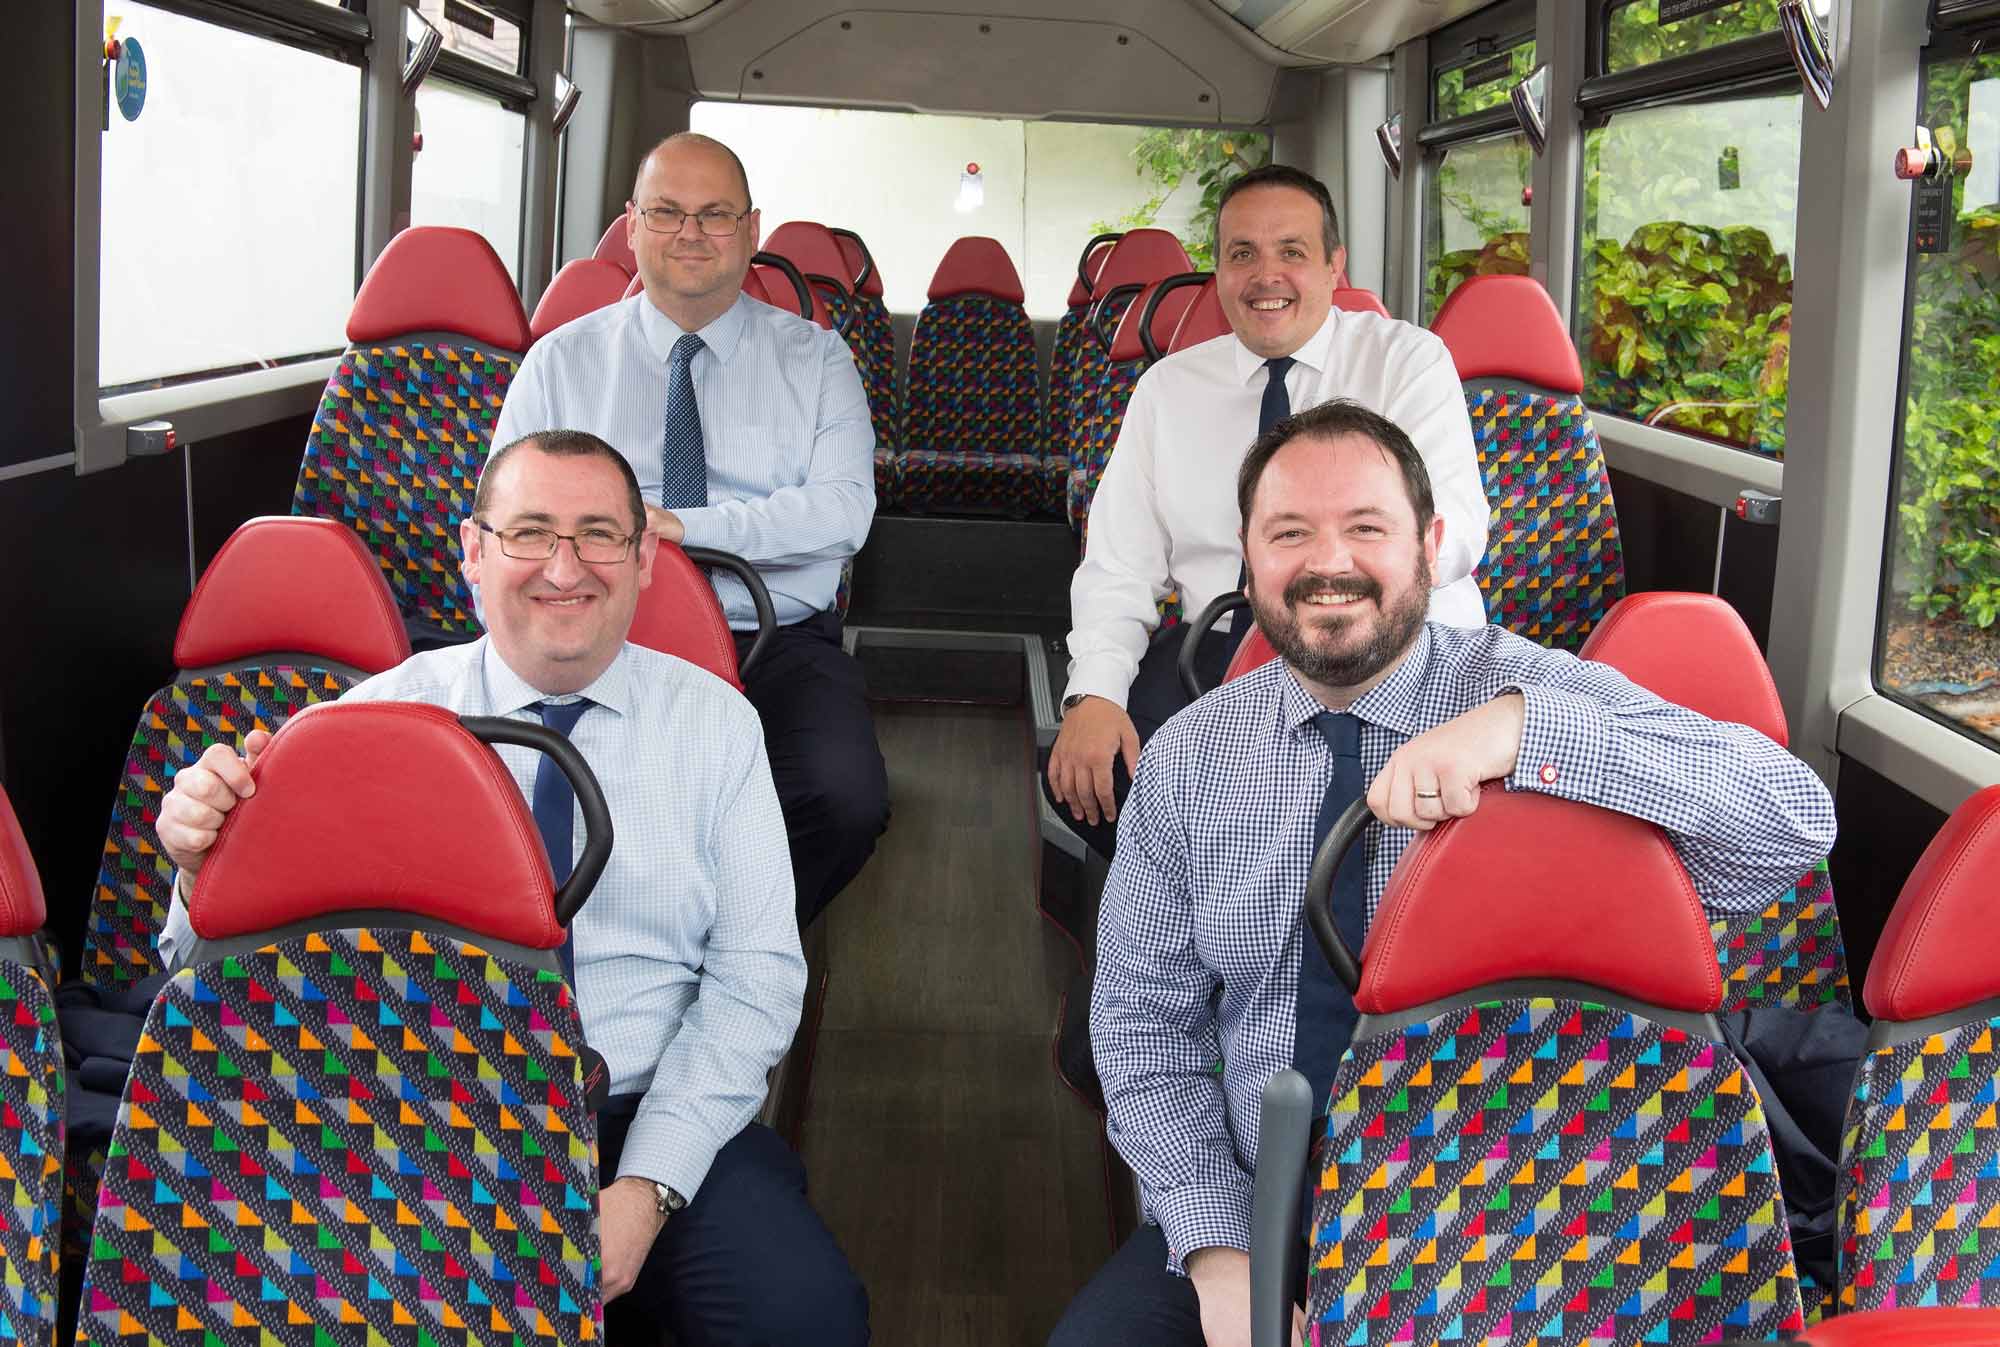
[1061,693,1089,715]
[650,1182,686,1220]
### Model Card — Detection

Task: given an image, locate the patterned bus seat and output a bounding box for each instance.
[899,236,1047,516]
[291,226,533,643]
[1432,274,1626,651]
[831,228,900,502]
[530,258,632,343]
[1837,784,2000,1314]
[1061,229,1192,532]
[1581,592,1853,1015]
[0,784,62,1347]
[1258,787,1805,1344]
[1047,235,1119,512]
[74,702,608,1347]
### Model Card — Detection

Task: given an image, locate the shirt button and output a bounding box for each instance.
[1539,763,1559,786]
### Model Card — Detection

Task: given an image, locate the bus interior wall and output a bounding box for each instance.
[1828,754,1950,1008]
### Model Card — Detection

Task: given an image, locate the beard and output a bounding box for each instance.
[1249,555,1432,690]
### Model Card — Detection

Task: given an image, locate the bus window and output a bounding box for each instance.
[1576,90,1800,457]
[413,0,523,76]
[1433,35,1536,121]
[98,3,360,394]
[1878,46,2000,749]
[1604,0,1783,74]
[1423,132,1530,323]
[690,103,1245,318]
[411,80,527,284]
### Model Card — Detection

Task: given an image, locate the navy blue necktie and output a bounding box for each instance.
[659,332,707,510]
[531,697,593,984]
[1293,710,1369,1115]
[1259,355,1296,436]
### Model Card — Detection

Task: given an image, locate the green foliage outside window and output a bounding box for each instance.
[1434,40,1537,122]
[1091,130,1271,270]
[1424,135,1532,321]
[1605,0,1782,73]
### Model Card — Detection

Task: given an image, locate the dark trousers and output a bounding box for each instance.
[598,1102,869,1346]
[1045,1225,1206,1347]
[732,610,889,927]
[1040,624,1234,861]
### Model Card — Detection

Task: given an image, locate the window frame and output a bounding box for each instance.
[411,73,533,286]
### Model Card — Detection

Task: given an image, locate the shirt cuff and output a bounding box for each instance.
[1062,654,1138,710]
[1149,1182,1254,1277]
[673,505,727,552]
[1506,684,1609,803]
[614,1105,724,1205]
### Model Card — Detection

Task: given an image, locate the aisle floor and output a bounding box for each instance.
[800,703,1114,1346]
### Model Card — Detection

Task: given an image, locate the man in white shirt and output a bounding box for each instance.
[1044,164,1490,859]
[495,133,886,927]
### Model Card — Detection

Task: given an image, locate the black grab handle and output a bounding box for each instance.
[1076,231,1124,298]
[1089,282,1144,355]
[684,544,777,681]
[803,272,857,338]
[1305,798,1372,994]
[751,251,814,322]
[458,715,613,928]
[1138,270,1213,363]
[1177,590,1249,702]
[827,226,876,295]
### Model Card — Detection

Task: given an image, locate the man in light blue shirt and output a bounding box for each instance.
[156,431,869,1346]
[494,132,886,927]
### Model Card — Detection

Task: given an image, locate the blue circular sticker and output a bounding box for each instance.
[114,36,146,122]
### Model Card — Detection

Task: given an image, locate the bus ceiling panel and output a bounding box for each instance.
[568,0,722,22]
[683,7,1276,125]
[1229,0,1495,63]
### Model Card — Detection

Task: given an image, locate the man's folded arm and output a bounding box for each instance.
[1092,748,1254,1270]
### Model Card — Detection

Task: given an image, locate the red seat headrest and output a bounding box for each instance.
[1093,228,1193,293]
[1578,593,1788,747]
[927,237,1025,305]
[627,545,743,691]
[175,517,411,673]
[594,214,637,276]
[624,271,644,301]
[1798,1307,2000,1347]
[190,702,564,950]
[1222,624,1278,684]
[1168,279,1230,353]
[1355,785,1723,1015]
[1066,238,1117,309]
[833,231,884,299]
[530,258,633,343]
[749,263,834,328]
[0,786,46,939]
[765,222,854,295]
[1108,276,1205,363]
[1431,275,1583,393]
[347,226,532,352]
[1331,288,1390,318]
[1864,784,2000,1023]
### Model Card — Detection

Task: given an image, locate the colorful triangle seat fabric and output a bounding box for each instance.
[1467,388,1626,652]
[1837,1013,2000,1312]
[0,955,62,1347]
[1308,996,1805,1345]
[1711,861,1853,1016]
[900,294,1047,516]
[75,929,600,1346]
[293,344,517,638]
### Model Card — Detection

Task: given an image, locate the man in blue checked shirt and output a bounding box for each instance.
[157,432,868,1346]
[1048,400,1835,1347]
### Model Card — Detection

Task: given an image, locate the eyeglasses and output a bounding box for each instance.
[477,520,636,564]
[634,205,751,237]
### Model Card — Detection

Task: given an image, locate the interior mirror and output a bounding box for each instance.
[552,71,581,138]
[1780,0,1836,110]
[402,7,443,98]
[1375,113,1403,179]
[1510,64,1550,156]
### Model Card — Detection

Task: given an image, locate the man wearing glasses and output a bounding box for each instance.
[156,431,871,1345]
[494,132,886,930]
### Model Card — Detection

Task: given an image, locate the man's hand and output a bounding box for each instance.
[1185,1247,1308,1347]
[1366,691,1525,831]
[599,1177,669,1303]
[644,502,685,545]
[1047,696,1140,827]
[155,731,274,875]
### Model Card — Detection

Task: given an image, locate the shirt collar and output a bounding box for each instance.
[1277,624,1438,739]
[634,289,750,366]
[479,637,636,721]
[1231,306,1339,387]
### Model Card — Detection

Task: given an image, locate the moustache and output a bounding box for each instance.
[1283,573,1380,607]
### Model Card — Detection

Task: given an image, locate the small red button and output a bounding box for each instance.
[1539,764,1558,785]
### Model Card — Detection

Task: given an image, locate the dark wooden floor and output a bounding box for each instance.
[801,703,1113,1346]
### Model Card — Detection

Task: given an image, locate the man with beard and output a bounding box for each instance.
[1047,401,1834,1347]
